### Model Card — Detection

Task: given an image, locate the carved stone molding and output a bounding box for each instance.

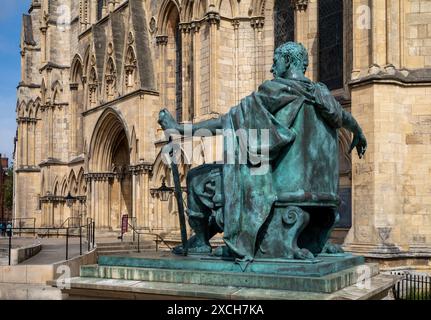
[205,11,221,27]
[291,0,309,11]
[179,23,192,34]
[129,163,153,176]
[156,35,168,46]
[231,19,240,30]
[190,21,201,33]
[149,17,157,34]
[17,117,37,124]
[84,172,116,182]
[250,16,265,29]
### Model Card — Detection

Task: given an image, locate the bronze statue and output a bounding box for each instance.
[158,42,367,264]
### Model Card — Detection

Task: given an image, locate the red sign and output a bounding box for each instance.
[121,215,129,234]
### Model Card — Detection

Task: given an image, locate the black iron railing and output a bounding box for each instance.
[125,222,172,253]
[0,218,36,237]
[392,271,431,300]
[5,219,95,265]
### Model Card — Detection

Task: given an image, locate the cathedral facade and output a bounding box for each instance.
[14,0,431,269]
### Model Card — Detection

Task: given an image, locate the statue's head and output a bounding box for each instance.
[271,42,309,79]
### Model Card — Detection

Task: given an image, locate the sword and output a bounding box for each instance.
[165,135,188,256]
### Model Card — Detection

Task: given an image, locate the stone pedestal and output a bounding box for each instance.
[51,252,399,300]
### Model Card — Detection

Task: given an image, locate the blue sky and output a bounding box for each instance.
[0,0,31,163]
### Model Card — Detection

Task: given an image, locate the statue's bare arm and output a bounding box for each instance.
[158,108,223,136]
[341,110,367,159]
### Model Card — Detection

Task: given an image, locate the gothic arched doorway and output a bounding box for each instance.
[88,109,132,230]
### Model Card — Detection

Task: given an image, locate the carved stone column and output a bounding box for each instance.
[205,7,220,114]
[292,0,318,81]
[191,21,201,120]
[156,35,168,109]
[70,83,78,158]
[179,23,192,121]
[251,17,265,89]
[232,19,240,104]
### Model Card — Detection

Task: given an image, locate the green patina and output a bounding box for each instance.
[158,42,367,266]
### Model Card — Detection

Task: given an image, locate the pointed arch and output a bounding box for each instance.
[157,1,183,121]
[88,107,131,172]
[52,80,63,104]
[60,175,69,197]
[83,45,91,75]
[181,0,194,21]
[87,52,99,109]
[130,126,138,164]
[28,106,34,119]
[26,99,33,116]
[193,0,208,19]
[217,0,238,17]
[77,167,86,195]
[124,46,137,92]
[34,97,41,118]
[53,180,60,196]
[157,0,181,34]
[68,170,78,195]
[71,54,84,84]
[17,101,26,117]
[104,56,117,100]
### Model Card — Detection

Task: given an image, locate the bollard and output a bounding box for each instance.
[66,228,69,260]
[79,226,82,256]
[8,231,12,266]
[92,221,95,248]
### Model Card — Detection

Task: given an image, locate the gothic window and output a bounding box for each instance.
[175,24,183,122]
[105,58,116,100]
[274,0,294,49]
[124,47,137,93]
[88,67,98,107]
[318,0,344,90]
[97,0,105,20]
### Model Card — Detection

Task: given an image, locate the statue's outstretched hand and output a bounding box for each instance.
[158,108,178,131]
[349,131,367,159]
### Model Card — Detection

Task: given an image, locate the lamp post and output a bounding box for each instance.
[150,179,174,202]
[65,192,76,208]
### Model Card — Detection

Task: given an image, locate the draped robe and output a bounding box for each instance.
[204,77,344,262]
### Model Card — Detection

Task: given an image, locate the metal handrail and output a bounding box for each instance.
[5,220,95,266]
[38,215,83,239]
[126,222,173,252]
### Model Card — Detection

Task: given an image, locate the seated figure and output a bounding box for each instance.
[158,42,367,263]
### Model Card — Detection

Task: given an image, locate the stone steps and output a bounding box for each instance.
[79,262,379,293]
[96,241,155,258]
[51,271,398,300]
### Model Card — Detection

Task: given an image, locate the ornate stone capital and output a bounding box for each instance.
[250,17,265,29]
[84,172,116,182]
[231,19,240,30]
[291,0,309,11]
[190,21,201,33]
[156,35,168,46]
[205,11,221,27]
[179,23,192,34]
[129,163,153,176]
